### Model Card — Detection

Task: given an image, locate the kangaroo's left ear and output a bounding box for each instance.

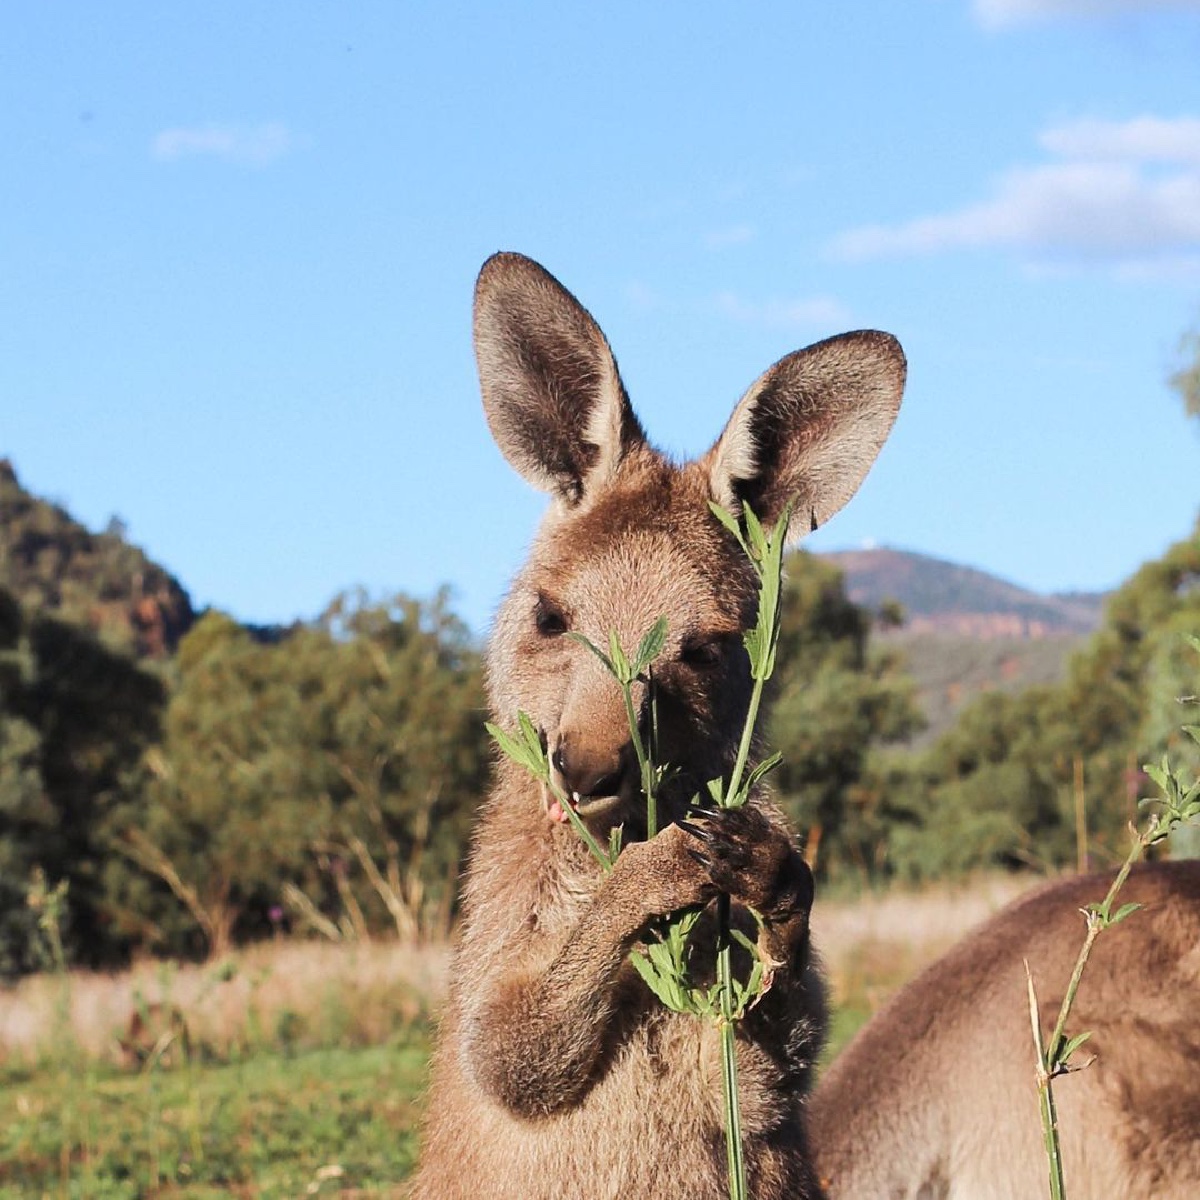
[473,252,645,506]
[706,330,905,540]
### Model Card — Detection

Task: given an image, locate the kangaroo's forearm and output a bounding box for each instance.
[464,885,649,1118]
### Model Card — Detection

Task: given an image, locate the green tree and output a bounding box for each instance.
[1171,319,1200,420]
[890,520,1200,880]
[112,592,487,956]
[0,460,193,658]
[0,586,167,973]
[108,611,327,956]
[310,590,487,939]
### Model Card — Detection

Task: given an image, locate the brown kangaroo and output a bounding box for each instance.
[410,252,905,1199]
[810,858,1200,1199]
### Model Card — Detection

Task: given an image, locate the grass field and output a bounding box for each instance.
[0,1038,428,1198]
[0,875,1027,1198]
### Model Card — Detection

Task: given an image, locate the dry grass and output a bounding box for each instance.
[0,873,1038,1073]
[0,939,449,1071]
[811,872,1034,1059]
[814,871,1029,966]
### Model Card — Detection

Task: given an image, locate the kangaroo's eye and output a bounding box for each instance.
[681,637,723,669]
[534,595,569,637]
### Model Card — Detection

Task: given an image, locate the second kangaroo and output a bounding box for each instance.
[412,252,905,1199]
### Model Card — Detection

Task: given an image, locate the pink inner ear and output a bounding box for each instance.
[707,332,905,542]
[475,258,645,505]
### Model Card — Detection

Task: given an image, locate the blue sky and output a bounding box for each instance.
[4,1,1200,635]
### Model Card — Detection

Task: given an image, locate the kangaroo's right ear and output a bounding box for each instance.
[473,253,645,505]
[707,330,905,541]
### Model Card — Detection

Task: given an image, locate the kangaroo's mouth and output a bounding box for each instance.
[545,785,625,826]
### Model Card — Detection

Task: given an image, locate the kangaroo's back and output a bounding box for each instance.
[810,859,1200,1200]
[411,253,905,1199]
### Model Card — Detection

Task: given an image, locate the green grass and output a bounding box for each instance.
[0,1026,430,1199]
[0,1000,883,1199]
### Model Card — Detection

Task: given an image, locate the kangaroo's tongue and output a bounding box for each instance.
[548,796,570,823]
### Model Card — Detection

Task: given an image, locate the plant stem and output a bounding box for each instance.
[624,675,656,838]
[1045,848,1140,1061]
[550,772,613,871]
[716,893,747,1200]
[1026,964,1066,1200]
[727,674,766,807]
[1038,1074,1066,1200]
[1031,819,1155,1200]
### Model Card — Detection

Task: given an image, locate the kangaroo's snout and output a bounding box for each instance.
[552,737,627,801]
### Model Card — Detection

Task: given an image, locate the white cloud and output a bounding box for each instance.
[714,292,851,331]
[152,121,295,166]
[1040,116,1200,165]
[975,0,1200,29]
[625,281,662,310]
[1113,254,1200,282]
[704,224,756,249]
[830,116,1200,272]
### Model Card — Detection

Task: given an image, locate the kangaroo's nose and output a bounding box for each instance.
[552,741,625,798]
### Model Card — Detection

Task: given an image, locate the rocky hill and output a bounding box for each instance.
[816,546,1108,744]
[819,546,1106,638]
[0,459,194,658]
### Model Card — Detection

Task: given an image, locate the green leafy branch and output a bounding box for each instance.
[485,711,619,870]
[569,616,671,838]
[1028,633,1200,1200]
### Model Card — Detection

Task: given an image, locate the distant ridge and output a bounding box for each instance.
[818,546,1106,639]
[0,458,194,657]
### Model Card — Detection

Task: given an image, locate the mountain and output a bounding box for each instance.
[818,546,1106,638]
[816,547,1108,745]
[0,459,194,658]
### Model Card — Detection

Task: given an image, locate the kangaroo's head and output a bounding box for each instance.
[477,252,904,839]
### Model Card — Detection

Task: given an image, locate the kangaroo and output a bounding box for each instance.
[410,252,905,1199]
[810,858,1200,1199]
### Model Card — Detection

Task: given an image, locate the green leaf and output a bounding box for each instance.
[608,629,631,682]
[486,718,546,779]
[485,720,522,763]
[1057,1030,1093,1065]
[567,632,616,676]
[743,626,764,673]
[516,710,541,751]
[729,927,758,956]
[1143,761,1170,793]
[634,616,669,674]
[1107,901,1142,928]
[708,500,751,559]
[632,911,704,1016]
[631,951,683,1011]
[748,748,787,787]
[742,503,767,563]
[708,500,741,538]
[608,825,624,862]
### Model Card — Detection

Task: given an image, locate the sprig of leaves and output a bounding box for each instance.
[570,616,671,838]
[485,711,616,871]
[1029,631,1200,1200]
[708,500,793,810]
[631,908,768,1024]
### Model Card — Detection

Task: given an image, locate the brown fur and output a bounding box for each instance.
[810,860,1200,1199]
[411,253,905,1199]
